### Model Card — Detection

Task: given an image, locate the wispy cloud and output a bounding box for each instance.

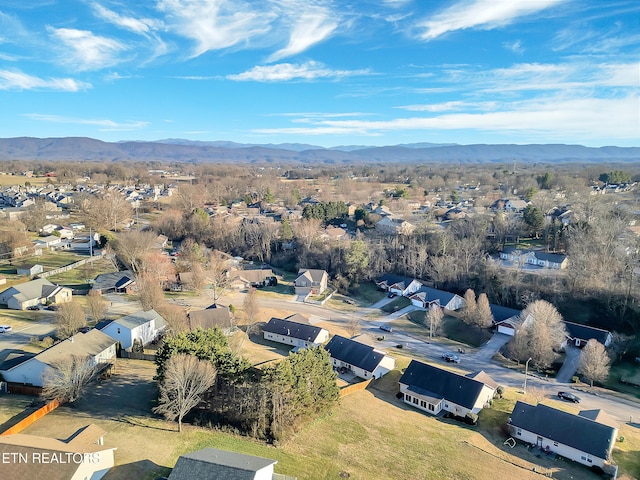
[23,113,148,131]
[416,0,563,40]
[227,61,370,82]
[157,0,272,58]
[47,27,127,70]
[253,95,639,141]
[268,6,338,62]
[503,39,524,54]
[0,69,90,91]
[92,3,163,34]
[396,101,485,112]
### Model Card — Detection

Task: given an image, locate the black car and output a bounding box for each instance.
[557,391,581,403]
[441,353,460,363]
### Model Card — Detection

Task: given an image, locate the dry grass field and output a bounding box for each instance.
[4,354,635,480]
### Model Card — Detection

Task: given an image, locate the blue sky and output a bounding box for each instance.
[0,0,638,147]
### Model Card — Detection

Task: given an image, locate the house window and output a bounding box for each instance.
[420,400,426,408]
[412,397,419,405]
[117,328,121,334]
[405,394,411,402]
[553,441,558,447]
[516,428,522,436]
[428,404,434,411]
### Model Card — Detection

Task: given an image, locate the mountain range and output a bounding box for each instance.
[0,137,637,164]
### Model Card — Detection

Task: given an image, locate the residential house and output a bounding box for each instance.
[168,448,279,480]
[409,286,465,312]
[562,321,612,348]
[33,235,63,250]
[399,360,497,417]
[229,268,277,289]
[508,401,618,469]
[99,309,167,350]
[375,216,416,235]
[91,271,135,294]
[375,274,423,298]
[188,305,235,334]
[16,263,43,277]
[504,199,529,213]
[0,278,72,310]
[0,424,116,480]
[500,247,568,270]
[295,269,328,297]
[0,329,116,387]
[324,335,395,380]
[262,315,330,348]
[490,304,522,336]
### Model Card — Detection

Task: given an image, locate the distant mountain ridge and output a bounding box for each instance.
[0,137,637,164]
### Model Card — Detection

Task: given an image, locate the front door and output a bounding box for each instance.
[537,436,543,447]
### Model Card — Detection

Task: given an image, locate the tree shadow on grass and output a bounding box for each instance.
[104,459,170,480]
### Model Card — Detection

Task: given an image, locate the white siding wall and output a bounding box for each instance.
[264,330,328,348]
[399,383,443,415]
[253,464,275,480]
[1,359,49,386]
[511,427,612,468]
[470,385,496,414]
[372,355,395,379]
[101,323,134,349]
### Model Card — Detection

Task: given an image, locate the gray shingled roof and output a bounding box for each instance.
[509,401,617,459]
[112,309,167,330]
[563,321,610,345]
[168,448,276,480]
[399,360,494,410]
[324,335,386,372]
[32,330,116,368]
[263,316,324,342]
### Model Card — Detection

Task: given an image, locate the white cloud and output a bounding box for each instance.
[417,0,563,40]
[157,0,272,58]
[92,3,162,34]
[227,61,370,82]
[253,95,639,141]
[47,27,127,70]
[396,101,467,112]
[503,39,524,54]
[0,69,91,91]
[268,8,338,62]
[23,113,148,131]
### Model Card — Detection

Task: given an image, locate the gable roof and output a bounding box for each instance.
[509,402,617,459]
[533,251,567,264]
[232,269,274,284]
[399,360,494,410]
[563,321,611,345]
[263,316,325,342]
[490,304,521,323]
[324,335,387,373]
[188,307,234,331]
[2,278,55,303]
[31,329,116,368]
[410,286,460,307]
[92,270,134,291]
[375,273,413,289]
[168,448,276,480]
[296,268,327,283]
[112,309,167,331]
[466,370,499,390]
[578,409,619,429]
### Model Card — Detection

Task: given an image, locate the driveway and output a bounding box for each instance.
[378,305,419,324]
[556,345,582,383]
[474,333,512,362]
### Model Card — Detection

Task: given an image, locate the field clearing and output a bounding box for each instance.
[46,256,117,284]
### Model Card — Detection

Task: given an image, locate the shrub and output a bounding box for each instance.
[571,376,579,383]
[496,386,505,398]
[465,413,478,425]
[41,336,54,348]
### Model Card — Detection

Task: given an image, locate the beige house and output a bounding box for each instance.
[294,269,328,297]
[0,278,72,310]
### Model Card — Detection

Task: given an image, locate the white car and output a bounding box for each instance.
[0,325,12,333]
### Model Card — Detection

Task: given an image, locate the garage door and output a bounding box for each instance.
[497,325,515,336]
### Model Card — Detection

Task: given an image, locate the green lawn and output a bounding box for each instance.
[381,296,411,313]
[404,311,492,348]
[601,362,640,399]
[46,257,117,284]
[349,282,386,306]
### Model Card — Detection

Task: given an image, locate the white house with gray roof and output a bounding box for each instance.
[0,329,116,387]
[99,309,167,350]
[262,314,329,348]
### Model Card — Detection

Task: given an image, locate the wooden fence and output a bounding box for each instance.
[6,383,42,396]
[339,379,372,397]
[0,399,59,436]
[119,350,156,361]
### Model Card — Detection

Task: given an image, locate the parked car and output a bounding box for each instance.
[27,305,43,311]
[379,325,393,333]
[45,305,59,311]
[441,353,460,363]
[557,391,581,403]
[0,325,12,333]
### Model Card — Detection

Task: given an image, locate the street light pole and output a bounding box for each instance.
[524,357,532,394]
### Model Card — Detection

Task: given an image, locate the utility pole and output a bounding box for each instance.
[523,357,532,394]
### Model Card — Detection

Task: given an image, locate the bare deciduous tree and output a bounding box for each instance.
[156,303,189,334]
[86,290,108,323]
[243,287,259,336]
[154,353,217,432]
[578,339,611,387]
[136,273,165,311]
[476,293,494,328]
[426,304,444,339]
[346,316,361,338]
[81,190,133,232]
[462,288,477,325]
[41,355,98,403]
[112,230,158,273]
[54,302,87,339]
